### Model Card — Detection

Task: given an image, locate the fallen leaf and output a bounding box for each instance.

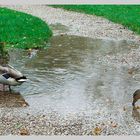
[60,33,64,36]
[128,69,133,74]
[20,128,30,135]
[92,127,102,135]
[123,106,126,111]
[110,121,118,128]
[135,106,140,109]
[22,103,28,107]
[112,123,117,127]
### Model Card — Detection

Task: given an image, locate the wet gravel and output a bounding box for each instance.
[0,109,140,136]
[0,5,140,135]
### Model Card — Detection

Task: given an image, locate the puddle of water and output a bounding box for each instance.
[6,35,140,124]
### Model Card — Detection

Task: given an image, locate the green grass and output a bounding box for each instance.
[52,5,140,35]
[0,7,52,49]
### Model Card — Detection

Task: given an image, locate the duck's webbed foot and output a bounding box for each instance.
[8,85,12,92]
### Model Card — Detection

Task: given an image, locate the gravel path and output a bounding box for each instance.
[3,5,140,43]
[1,5,140,136]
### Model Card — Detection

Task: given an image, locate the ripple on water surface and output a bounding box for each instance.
[7,35,140,122]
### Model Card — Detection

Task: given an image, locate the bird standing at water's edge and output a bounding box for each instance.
[132,89,140,107]
[0,64,27,92]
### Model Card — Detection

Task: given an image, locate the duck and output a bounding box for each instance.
[27,48,38,58]
[0,64,27,92]
[132,89,140,106]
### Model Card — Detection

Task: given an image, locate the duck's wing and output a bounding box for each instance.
[0,73,11,85]
[8,66,23,78]
[7,64,21,72]
[2,73,11,79]
[0,64,23,79]
[7,64,17,69]
[0,70,5,75]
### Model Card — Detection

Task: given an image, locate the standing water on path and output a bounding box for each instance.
[6,35,140,134]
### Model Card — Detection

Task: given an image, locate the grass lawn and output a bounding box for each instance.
[0,7,52,49]
[52,5,140,35]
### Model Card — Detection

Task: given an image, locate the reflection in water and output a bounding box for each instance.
[0,91,29,108]
[132,107,140,123]
[7,35,140,118]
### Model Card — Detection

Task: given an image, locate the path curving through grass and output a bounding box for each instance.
[52,5,140,36]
